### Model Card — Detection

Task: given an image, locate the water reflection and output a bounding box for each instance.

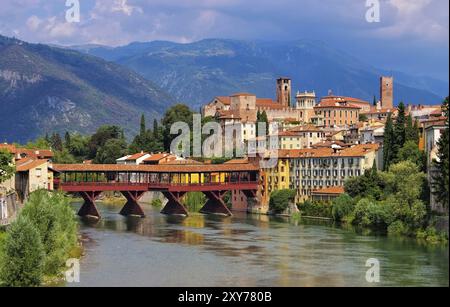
[72,202,449,287]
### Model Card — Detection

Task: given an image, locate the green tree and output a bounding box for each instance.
[432,97,449,209]
[50,133,63,152]
[269,189,296,214]
[53,148,77,164]
[397,141,426,171]
[331,193,355,222]
[0,149,15,184]
[88,125,124,159]
[344,162,384,201]
[0,216,45,287]
[64,131,71,148]
[256,110,269,136]
[373,95,377,106]
[359,113,368,122]
[405,114,419,144]
[383,113,394,170]
[393,102,406,161]
[67,133,90,162]
[140,113,146,137]
[20,191,78,275]
[161,104,193,151]
[95,138,128,164]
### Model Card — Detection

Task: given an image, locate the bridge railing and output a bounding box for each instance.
[59,181,259,187]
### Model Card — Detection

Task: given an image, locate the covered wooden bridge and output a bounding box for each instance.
[52,163,259,219]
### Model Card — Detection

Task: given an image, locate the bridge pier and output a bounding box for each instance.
[78,191,101,219]
[119,191,145,217]
[200,191,232,216]
[161,192,189,216]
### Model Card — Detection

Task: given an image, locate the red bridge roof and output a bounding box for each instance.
[52,163,259,173]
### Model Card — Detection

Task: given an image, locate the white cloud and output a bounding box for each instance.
[371,0,449,42]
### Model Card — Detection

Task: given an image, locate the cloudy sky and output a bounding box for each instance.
[1,0,448,80]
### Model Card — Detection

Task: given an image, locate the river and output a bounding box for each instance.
[68,202,449,287]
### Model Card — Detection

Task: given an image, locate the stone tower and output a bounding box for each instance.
[277,77,292,107]
[380,76,394,109]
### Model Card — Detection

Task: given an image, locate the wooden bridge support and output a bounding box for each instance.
[161,192,189,216]
[119,191,145,217]
[200,191,232,216]
[78,191,101,219]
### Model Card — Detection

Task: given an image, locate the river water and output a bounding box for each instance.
[68,202,449,287]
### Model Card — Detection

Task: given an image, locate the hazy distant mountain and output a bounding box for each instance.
[0,35,175,143]
[73,39,448,110]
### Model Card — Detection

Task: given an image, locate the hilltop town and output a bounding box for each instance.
[1,75,447,223]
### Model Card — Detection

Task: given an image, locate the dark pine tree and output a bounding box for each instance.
[383,113,394,171]
[432,97,449,209]
[393,102,406,161]
[64,131,71,148]
[140,114,146,137]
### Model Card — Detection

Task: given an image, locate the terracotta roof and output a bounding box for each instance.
[14,148,54,159]
[162,159,204,165]
[321,95,369,104]
[143,153,174,162]
[312,186,345,195]
[0,144,16,153]
[52,163,259,173]
[16,159,48,172]
[276,143,379,159]
[314,100,361,109]
[311,141,349,148]
[362,107,395,114]
[287,125,322,133]
[215,96,231,105]
[230,93,256,97]
[126,152,149,160]
[216,110,241,120]
[256,98,283,109]
[225,158,249,164]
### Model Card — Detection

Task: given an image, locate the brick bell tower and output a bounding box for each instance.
[277,77,292,107]
[380,76,394,109]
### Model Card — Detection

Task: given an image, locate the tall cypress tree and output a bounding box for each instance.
[405,114,416,143]
[64,131,71,148]
[432,97,449,209]
[140,114,146,137]
[383,113,394,171]
[261,111,269,135]
[393,102,406,161]
[373,95,377,107]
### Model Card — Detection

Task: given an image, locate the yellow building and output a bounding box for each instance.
[262,144,381,204]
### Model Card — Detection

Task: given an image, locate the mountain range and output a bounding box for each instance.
[74,39,448,110]
[0,35,175,143]
[1,36,448,143]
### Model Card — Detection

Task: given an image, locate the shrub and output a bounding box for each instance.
[387,220,409,236]
[150,198,162,207]
[353,198,394,228]
[416,227,448,244]
[298,200,332,218]
[331,194,355,222]
[20,190,78,275]
[0,216,45,287]
[269,189,296,214]
[184,192,206,212]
